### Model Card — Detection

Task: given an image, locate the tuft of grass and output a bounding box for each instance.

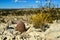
[30,13,53,31]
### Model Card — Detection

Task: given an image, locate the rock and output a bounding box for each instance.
[0,19,60,40]
[21,32,30,39]
[6,24,17,30]
[13,31,21,35]
[45,21,60,40]
[46,22,60,33]
[25,22,33,29]
[4,36,13,40]
[0,23,7,31]
[57,20,60,23]
[16,21,27,33]
[0,35,3,40]
[28,31,45,40]
[6,26,14,29]
[46,32,60,40]
[15,35,21,40]
[26,26,42,33]
[11,20,17,24]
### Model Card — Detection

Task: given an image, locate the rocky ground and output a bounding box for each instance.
[0,16,60,40]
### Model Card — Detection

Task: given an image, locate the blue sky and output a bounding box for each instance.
[0,0,60,8]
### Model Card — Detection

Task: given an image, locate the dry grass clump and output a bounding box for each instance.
[30,13,53,31]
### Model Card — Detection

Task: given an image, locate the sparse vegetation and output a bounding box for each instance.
[29,9,60,30]
[0,8,60,31]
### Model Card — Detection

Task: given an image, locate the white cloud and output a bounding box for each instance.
[14,0,27,2]
[35,1,40,3]
[15,0,18,2]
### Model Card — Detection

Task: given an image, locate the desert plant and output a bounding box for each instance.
[30,13,53,31]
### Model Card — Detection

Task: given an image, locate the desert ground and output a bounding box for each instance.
[0,8,60,40]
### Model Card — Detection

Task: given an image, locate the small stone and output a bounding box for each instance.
[16,21,27,33]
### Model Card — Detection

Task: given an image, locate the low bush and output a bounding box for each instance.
[30,13,53,31]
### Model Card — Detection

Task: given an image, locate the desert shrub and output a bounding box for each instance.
[30,13,53,31]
